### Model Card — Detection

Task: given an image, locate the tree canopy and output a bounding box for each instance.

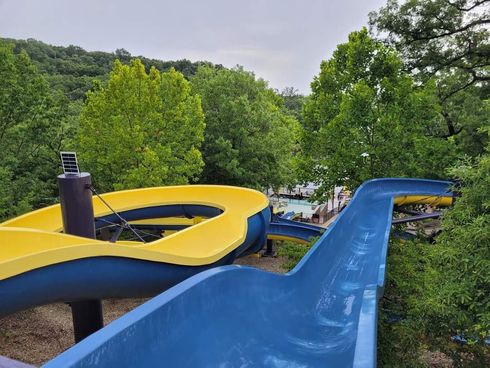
[191,66,299,190]
[423,144,490,363]
[0,40,69,220]
[369,0,490,155]
[78,59,205,192]
[2,38,221,101]
[297,29,454,198]
[370,0,489,81]
[379,136,490,366]
[279,87,306,123]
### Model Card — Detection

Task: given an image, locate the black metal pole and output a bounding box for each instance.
[57,172,104,343]
[262,205,276,257]
[391,212,442,224]
[262,239,275,257]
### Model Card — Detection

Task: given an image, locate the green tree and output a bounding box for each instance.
[369,0,489,83]
[0,41,69,220]
[191,66,299,190]
[421,148,490,366]
[377,236,431,368]
[3,37,222,101]
[78,59,205,192]
[369,0,490,156]
[279,87,306,123]
[379,141,490,367]
[298,29,454,199]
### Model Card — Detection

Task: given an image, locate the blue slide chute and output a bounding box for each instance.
[268,219,324,243]
[45,178,453,368]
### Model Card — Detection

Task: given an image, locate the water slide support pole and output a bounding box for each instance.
[58,172,104,343]
[262,239,275,257]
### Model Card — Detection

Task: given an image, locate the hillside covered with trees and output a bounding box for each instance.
[2,37,219,101]
[0,37,301,219]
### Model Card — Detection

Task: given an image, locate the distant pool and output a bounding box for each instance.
[287,198,317,206]
[271,196,320,217]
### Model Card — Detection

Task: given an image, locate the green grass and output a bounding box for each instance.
[277,237,319,271]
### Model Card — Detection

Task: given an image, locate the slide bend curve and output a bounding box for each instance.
[0,185,270,316]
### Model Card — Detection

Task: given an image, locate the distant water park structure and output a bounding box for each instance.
[267,184,349,225]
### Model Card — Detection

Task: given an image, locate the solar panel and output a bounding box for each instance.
[60,151,80,175]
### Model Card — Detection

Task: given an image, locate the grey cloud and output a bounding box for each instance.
[0,0,386,94]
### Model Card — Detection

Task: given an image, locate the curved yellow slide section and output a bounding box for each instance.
[0,186,268,280]
[394,195,453,207]
[267,234,309,244]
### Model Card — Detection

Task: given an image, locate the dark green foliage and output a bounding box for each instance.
[369,0,490,156]
[3,38,221,101]
[191,66,299,190]
[444,84,490,157]
[279,87,306,123]
[277,238,317,272]
[378,143,490,367]
[369,3,489,364]
[420,152,490,366]
[378,236,433,367]
[374,143,490,368]
[298,29,455,199]
[0,41,72,220]
[369,0,489,82]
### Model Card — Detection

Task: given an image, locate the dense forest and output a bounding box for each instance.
[3,37,220,100]
[0,0,488,366]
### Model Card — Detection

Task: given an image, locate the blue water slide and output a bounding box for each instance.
[268,219,324,242]
[44,178,453,368]
[274,216,326,231]
[280,211,295,220]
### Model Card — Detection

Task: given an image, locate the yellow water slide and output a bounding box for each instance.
[0,185,269,281]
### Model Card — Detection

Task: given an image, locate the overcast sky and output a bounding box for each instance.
[0,0,386,94]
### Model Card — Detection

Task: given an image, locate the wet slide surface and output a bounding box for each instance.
[44,178,453,368]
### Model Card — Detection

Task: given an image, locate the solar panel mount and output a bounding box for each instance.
[60,151,80,176]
